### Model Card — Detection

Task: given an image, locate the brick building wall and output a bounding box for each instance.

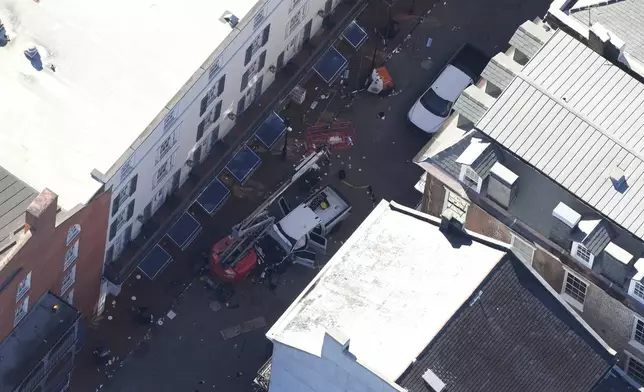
[422,171,644,370]
[0,189,110,340]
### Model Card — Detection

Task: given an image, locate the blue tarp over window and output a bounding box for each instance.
[313,47,348,84]
[226,146,262,183]
[255,112,286,149]
[196,178,230,215]
[342,21,368,49]
[167,212,201,250]
[138,245,173,280]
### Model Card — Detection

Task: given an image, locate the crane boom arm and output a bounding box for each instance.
[233,148,328,234]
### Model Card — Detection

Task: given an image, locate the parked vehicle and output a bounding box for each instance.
[210,151,351,283]
[408,44,488,134]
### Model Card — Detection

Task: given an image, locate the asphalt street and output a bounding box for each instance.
[92,0,551,390]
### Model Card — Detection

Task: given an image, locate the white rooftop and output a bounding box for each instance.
[0,0,257,209]
[266,201,506,382]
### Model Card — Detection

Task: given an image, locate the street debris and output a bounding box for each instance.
[131,296,137,301]
[426,37,433,47]
[107,316,113,320]
[378,111,386,120]
[167,310,177,319]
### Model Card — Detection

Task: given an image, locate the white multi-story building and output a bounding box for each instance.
[0,0,343,288]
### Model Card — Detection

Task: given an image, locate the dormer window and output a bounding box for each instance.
[571,242,594,268]
[629,260,644,305]
[459,165,482,193]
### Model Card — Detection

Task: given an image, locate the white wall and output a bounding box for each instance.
[101,0,343,264]
[268,336,403,392]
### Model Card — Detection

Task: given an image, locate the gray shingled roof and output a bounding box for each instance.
[509,20,552,58]
[478,30,644,241]
[570,0,644,65]
[453,85,495,123]
[580,220,614,256]
[481,52,523,90]
[397,255,615,392]
[0,168,38,251]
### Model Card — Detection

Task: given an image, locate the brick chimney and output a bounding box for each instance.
[588,23,624,63]
[25,189,58,234]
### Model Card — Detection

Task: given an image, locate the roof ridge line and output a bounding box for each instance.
[514,72,644,165]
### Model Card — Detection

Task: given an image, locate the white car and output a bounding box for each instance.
[408,45,488,134]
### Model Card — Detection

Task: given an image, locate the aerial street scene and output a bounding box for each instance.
[2,0,644,391]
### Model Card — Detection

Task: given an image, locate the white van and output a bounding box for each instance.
[409,45,488,134]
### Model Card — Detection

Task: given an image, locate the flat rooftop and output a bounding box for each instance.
[267,201,507,382]
[478,29,644,241]
[0,291,80,391]
[0,0,258,209]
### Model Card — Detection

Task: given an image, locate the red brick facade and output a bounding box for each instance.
[0,189,110,340]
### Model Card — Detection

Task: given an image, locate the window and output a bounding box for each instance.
[510,233,535,264]
[632,318,644,349]
[632,281,644,304]
[62,264,76,294]
[244,24,271,65]
[129,174,138,196]
[442,189,469,223]
[126,200,135,220]
[199,75,226,116]
[198,101,223,141]
[241,70,250,92]
[237,96,246,115]
[290,0,306,12]
[64,288,74,305]
[109,198,135,241]
[16,271,31,302]
[154,153,176,189]
[106,245,114,264]
[157,131,178,164]
[14,296,29,326]
[66,224,81,246]
[627,355,644,386]
[286,1,309,37]
[571,242,594,268]
[111,174,137,216]
[64,240,79,270]
[241,51,267,92]
[420,89,452,117]
[561,270,588,311]
[459,165,482,193]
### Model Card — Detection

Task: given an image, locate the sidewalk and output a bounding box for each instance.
[71,1,431,391]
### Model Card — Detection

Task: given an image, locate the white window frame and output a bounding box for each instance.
[66,224,81,246]
[630,280,644,306]
[560,269,589,312]
[626,352,644,387]
[64,288,74,306]
[631,316,644,354]
[64,240,79,271]
[571,241,594,268]
[156,130,178,164]
[16,271,31,302]
[286,1,309,38]
[153,152,176,189]
[62,264,76,294]
[442,188,469,223]
[14,296,29,326]
[510,233,535,265]
[459,165,483,193]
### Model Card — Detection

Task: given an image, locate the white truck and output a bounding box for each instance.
[408,44,488,134]
[210,150,351,282]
